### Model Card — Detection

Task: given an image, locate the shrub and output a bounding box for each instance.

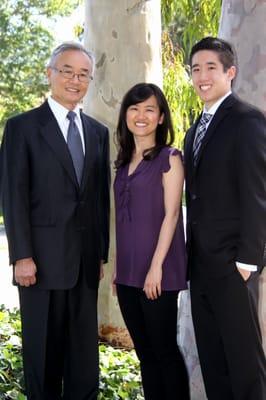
[0,306,143,399]
[0,306,25,399]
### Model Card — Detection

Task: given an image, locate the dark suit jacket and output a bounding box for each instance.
[0,101,110,289]
[184,94,266,278]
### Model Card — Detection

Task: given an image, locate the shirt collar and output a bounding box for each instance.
[47,96,81,124]
[203,91,232,116]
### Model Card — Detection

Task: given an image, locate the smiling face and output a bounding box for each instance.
[126,95,164,143]
[47,49,92,110]
[191,50,236,109]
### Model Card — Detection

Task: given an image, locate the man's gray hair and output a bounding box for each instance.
[48,42,95,75]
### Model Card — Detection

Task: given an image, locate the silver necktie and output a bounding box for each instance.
[67,111,84,185]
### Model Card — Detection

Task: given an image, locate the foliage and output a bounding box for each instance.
[162,32,201,149]
[161,0,222,147]
[0,0,82,125]
[0,306,25,399]
[174,0,222,62]
[99,344,143,400]
[162,1,222,42]
[0,306,143,399]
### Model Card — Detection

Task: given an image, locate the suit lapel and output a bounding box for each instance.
[194,94,237,168]
[38,101,79,188]
[185,118,200,158]
[80,112,98,193]
[184,116,201,176]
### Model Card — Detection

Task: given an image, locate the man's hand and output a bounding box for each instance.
[15,258,37,287]
[237,266,251,281]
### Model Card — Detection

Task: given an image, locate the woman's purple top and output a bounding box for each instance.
[114,146,188,291]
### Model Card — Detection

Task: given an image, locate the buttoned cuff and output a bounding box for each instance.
[236,261,257,272]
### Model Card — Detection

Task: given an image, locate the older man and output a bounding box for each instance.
[0,42,110,400]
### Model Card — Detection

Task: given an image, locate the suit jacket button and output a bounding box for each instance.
[192,194,197,200]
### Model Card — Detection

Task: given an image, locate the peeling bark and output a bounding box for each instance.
[219,0,266,113]
[83,0,162,345]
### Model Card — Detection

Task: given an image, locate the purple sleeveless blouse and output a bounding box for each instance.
[114,146,188,291]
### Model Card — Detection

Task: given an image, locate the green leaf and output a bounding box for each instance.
[0,0,82,126]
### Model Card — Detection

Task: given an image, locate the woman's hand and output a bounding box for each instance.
[143,264,162,300]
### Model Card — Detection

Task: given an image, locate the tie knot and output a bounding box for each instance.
[201,113,212,124]
[67,111,77,122]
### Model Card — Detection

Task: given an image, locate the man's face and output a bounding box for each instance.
[191,50,236,109]
[47,49,92,110]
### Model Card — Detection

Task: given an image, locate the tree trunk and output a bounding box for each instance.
[219,0,266,354]
[83,0,162,347]
[219,0,266,113]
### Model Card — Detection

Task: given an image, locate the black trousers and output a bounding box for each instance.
[18,265,99,400]
[190,258,266,400]
[117,284,190,400]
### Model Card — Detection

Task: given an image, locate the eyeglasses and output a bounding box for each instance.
[51,67,93,83]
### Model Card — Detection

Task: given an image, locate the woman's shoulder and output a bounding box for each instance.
[161,146,182,157]
[157,146,182,159]
[159,146,183,171]
[164,146,182,156]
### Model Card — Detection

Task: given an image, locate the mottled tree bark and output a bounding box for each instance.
[219,0,266,114]
[219,0,266,353]
[83,0,162,346]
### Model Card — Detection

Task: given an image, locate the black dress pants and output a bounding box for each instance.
[18,265,99,400]
[190,259,266,400]
[117,284,190,400]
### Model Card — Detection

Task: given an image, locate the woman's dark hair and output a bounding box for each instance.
[115,83,175,168]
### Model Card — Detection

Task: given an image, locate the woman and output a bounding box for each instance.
[113,83,190,400]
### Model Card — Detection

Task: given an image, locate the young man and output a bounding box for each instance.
[184,36,266,400]
[0,42,110,399]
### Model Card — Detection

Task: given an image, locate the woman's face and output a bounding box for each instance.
[126,95,164,141]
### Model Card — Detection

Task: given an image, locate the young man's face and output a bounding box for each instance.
[191,50,236,109]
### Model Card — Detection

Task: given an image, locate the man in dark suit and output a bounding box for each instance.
[184,37,266,400]
[0,42,110,399]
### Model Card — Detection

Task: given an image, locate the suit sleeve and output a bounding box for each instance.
[236,110,266,269]
[0,119,33,264]
[99,126,110,263]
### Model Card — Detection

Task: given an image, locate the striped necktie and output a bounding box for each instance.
[193,113,212,164]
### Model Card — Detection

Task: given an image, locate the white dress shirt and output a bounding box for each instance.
[47,96,85,154]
